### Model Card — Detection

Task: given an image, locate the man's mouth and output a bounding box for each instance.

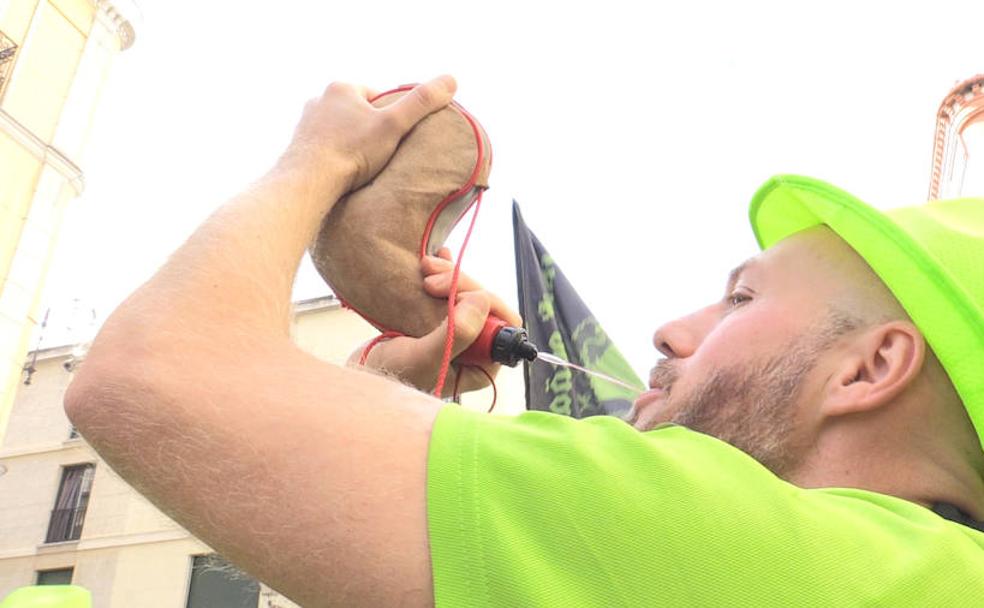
[634,386,666,409]
[648,360,677,391]
[634,360,678,412]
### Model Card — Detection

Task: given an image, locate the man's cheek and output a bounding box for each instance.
[713,307,798,353]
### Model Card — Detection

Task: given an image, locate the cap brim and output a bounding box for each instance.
[749,175,984,449]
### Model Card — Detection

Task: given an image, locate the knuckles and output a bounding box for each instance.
[410,86,435,111]
[323,81,350,96]
[378,108,406,133]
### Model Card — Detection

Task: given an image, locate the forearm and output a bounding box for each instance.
[120,158,345,340]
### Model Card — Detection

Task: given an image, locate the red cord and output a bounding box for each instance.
[453,364,497,412]
[433,191,484,398]
[479,366,497,413]
[358,331,404,366]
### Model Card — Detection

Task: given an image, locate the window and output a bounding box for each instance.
[186,554,259,608]
[45,464,94,543]
[37,568,73,586]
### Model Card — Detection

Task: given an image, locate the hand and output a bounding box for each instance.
[420,248,523,330]
[351,248,523,398]
[281,76,457,192]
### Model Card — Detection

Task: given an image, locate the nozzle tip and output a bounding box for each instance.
[516,340,538,362]
[490,326,539,367]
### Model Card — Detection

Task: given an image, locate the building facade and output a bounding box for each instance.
[0,0,135,447]
[0,297,523,607]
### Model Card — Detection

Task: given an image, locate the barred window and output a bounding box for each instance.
[45,463,94,543]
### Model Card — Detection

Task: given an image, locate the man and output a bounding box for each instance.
[65,77,984,607]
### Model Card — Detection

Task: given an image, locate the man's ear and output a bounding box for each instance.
[822,321,926,418]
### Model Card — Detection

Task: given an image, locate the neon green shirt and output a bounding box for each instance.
[426,406,984,606]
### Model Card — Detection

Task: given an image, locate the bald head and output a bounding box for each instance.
[771,226,908,326]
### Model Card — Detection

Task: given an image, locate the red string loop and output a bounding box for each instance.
[358,331,404,366]
[453,364,497,413]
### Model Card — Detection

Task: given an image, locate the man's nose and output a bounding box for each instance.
[651,306,717,359]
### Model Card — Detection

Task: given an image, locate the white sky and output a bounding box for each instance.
[38,0,984,381]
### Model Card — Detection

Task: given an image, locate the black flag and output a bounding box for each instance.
[513,202,644,418]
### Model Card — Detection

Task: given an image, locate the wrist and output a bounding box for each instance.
[275,143,358,197]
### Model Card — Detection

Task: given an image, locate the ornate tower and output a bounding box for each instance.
[928,74,984,200]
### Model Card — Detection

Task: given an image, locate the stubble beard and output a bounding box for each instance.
[636,334,835,478]
[667,350,816,477]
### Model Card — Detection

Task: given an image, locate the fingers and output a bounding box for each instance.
[420,252,456,274]
[421,254,482,293]
[417,291,491,362]
[386,75,457,133]
[491,303,523,329]
[449,291,493,358]
[421,255,523,327]
[288,76,456,191]
[423,274,521,327]
[422,267,482,295]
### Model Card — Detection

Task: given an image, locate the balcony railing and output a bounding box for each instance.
[0,30,16,99]
[45,506,87,543]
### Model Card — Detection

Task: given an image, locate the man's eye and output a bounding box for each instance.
[727,292,752,307]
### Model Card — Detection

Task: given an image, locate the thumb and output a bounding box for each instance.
[418,291,491,362]
[388,75,457,133]
[449,291,491,358]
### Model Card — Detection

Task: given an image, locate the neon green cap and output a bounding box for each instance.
[749,175,984,453]
[0,586,91,608]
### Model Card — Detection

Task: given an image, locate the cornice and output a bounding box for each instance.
[0,108,85,195]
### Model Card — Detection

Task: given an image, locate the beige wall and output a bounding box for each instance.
[0,300,526,606]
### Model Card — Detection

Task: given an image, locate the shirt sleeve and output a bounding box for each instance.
[425,405,984,608]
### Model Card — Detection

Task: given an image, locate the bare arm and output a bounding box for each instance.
[65,78,464,608]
